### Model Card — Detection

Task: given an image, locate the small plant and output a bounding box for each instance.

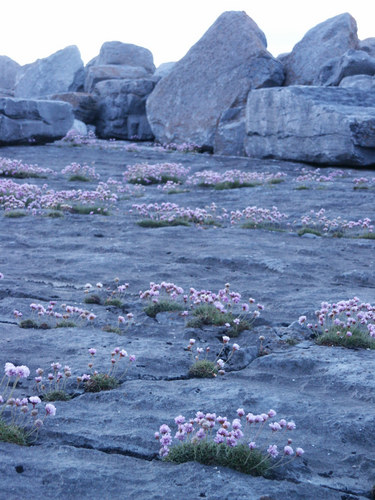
[14,301,96,329]
[103,314,135,336]
[156,409,304,477]
[137,218,190,228]
[140,282,186,318]
[61,162,100,182]
[78,347,136,393]
[298,209,373,238]
[131,202,223,227]
[123,162,190,185]
[84,279,130,308]
[186,170,286,190]
[4,210,27,218]
[144,299,185,318]
[0,362,56,445]
[187,336,240,378]
[298,227,322,237]
[34,362,72,401]
[0,157,53,178]
[298,297,375,349]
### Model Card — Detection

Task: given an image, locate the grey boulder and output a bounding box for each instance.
[84,65,151,93]
[214,107,246,156]
[359,37,375,58]
[340,74,375,91]
[319,49,375,86]
[146,11,284,149]
[0,55,21,91]
[14,46,84,98]
[0,97,74,144]
[94,78,156,140]
[154,62,176,80]
[95,41,155,73]
[245,86,375,166]
[46,92,97,124]
[283,13,359,85]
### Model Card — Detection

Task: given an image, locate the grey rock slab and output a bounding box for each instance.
[0,55,21,91]
[214,106,246,156]
[340,74,375,91]
[245,86,375,165]
[282,13,359,85]
[14,46,84,98]
[146,11,284,148]
[0,98,74,144]
[84,64,152,93]
[46,92,97,124]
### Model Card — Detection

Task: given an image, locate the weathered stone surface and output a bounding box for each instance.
[0,55,20,91]
[46,92,97,124]
[245,86,375,165]
[214,107,246,156]
[359,37,375,58]
[340,74,375,91]
[14,46,84,98]
[319,49,375,86]
[84,64,151,92]
[0,97,73,144]
[0,142,374,499]
[146,11,284,148]
[95,41,155,73]
[154,62,176,79]
[94,78,156,139]
[283,13,359,85]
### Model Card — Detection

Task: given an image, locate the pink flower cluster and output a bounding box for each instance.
[153,142,200,153]
[187,336,240,375]
[186,169,286,187]
[0,156,54,178]
[14,301,97,327]
[78,346,137,384]
[34,363,72,395]
[61,162,100,181]
[156,408,304,464]
[131,201,222,225]
[300,208,373,235]
[300,297,375,339]
[61,130,98,145]
[230,205,288,227]
[295,167,344,183]
[123,162,190,184]
[353,177,375,188]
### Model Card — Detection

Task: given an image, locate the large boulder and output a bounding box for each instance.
[94,78,156,140]
[0,56,21,91]
[214,107,246,156]
[339,74,375,91]
[95,41,155,73]
[153,62,176,80]
[146,11,284,149]
[282,13,359,86]
[14,46,84,98]
[359,38,375,58]
[319,49,375,86]
[46,92,97,124]
[0,97,74,145]
[244,86,375,166]
[84,65,151,92]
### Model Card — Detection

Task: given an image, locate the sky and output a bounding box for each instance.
[1,0,374,67]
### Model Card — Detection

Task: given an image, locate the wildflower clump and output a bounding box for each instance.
[61,162,100,182]
[156,409,304,476]
[299,297,375,349]
[84,278,130,308]
[123,162,190,185]
[34,363,72,401]
[186,169,286,190]
[140,282,185,317]
[79,347,136,393]
[298,208,373,238]
[0,157,54,179]
[187,336,240,378]
[15,301,96,329]
[0,362,56,445]
[230,206,287,231]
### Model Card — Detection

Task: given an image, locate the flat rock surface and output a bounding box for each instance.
[0,142,374,499]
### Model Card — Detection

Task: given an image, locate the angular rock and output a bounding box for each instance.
[359,37,375,58]
[245,86,375,166]
[14,46,84,98]
[340,74,375,91]
[154,62,176,80]
[0,97,73,144]
[46,92,97,124]
[95,41,155,73]
[319,49,375,86]
[0,55,21,91]
[84,65,151,93]
[283,13,359,85]
[94,78,156,140]
[146,11,284,148]
[214,107,246,156]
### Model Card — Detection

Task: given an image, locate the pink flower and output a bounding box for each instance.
[159,424,171,435]
[88,348,96,356]
[237,408,245,418]
[267,444,279,458]
[222,336,230,344]
[129,355,136,362]
[4,362,16,377]
[118,316,125,324]
[298,316,307,325]
[45,403,56,416]
[287,421,296,430]
[284,445,294,455]
[296,447,305,456]
[0,273,3,279]
[174,415,185,425]
[268,409,277,418]
[29,396,41,405]
[16,365,30,379]
[232,343,240,351]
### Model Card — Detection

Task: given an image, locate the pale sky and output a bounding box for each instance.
[1,0,374,67]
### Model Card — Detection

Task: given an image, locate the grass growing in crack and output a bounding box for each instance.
[69,175,91,182]
[84,294,102,305]
[47,210,64,218]
[55,320,77,328]
[316,327,375,349]
[20,319,51,329]
[69,205,109,216]
[241,222,285,232]
[43,390,71,402]
[4,210,27,218]
[165,441,269,476]
[358,232,375,240]
[186,304,250,335]
[104,298,123,308]
[102,325,122,335]
[213,181,259,190]
[84,373,119,392]
[137,218,190,228]
[188,360,218,378]
[0,420,28,446]
[144,299,184,318]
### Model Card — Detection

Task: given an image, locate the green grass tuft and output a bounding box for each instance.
[137,218,190,228]
[69,175,91,182]
[43,390,71,401]
[128,175,180,185]
[47,210,64,218]
[70,205,109,216]
[359,232,375,240]
[55,320,77,328]
[213,181,259,190]
[144,299,184,318]
[188,360,217,378]
[84,373,118,392]
[316,327,375,349]
[104,298,123,308]
[84,294,102,305]
[102,325,122,335]
[165,441,269,476]
[0,419,28,445]
[4,210,27,218]
[298,227,322,237]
